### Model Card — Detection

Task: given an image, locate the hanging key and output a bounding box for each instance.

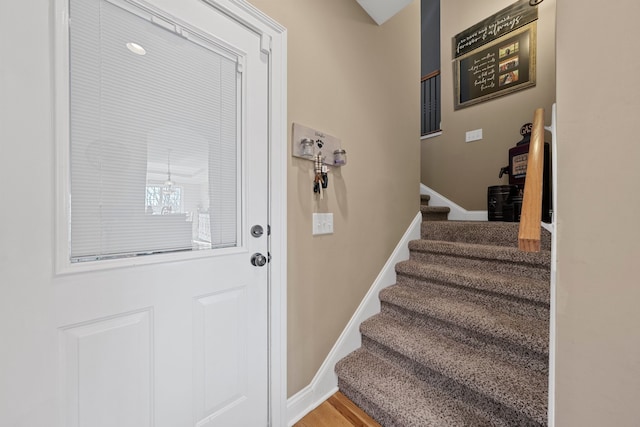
[321,165,329,189]
[313,153,324,199]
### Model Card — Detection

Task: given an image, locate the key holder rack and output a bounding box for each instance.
[292,123,347,167]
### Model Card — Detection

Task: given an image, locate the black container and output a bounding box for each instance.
[512,194,523,222]
[488,185,518,222]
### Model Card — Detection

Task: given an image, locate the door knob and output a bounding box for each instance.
[251,253,267,267]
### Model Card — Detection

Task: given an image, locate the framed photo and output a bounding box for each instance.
[453,23,536,110]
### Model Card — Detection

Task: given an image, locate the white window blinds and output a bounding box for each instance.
[69,0,240,262]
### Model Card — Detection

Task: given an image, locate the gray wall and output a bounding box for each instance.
[421,0,440,76]
[555,0,640,424]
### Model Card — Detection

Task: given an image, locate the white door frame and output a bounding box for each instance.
[199,2,288,425]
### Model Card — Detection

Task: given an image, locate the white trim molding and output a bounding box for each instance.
[420,183,488,221]
[286,212,422,426]
[420,130,443,140]
[546,103,557,427]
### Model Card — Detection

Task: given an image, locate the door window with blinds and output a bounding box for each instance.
[68,0,242,262]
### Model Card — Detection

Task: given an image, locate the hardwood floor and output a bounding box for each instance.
[294,392,382,427]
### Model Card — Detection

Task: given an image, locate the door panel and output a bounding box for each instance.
[60,310,153,427]
[193,288,248,421]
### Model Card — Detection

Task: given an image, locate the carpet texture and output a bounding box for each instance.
[335,197,550,426]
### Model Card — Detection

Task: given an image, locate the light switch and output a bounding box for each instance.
[465,128,483,142]
[312,213,333,235]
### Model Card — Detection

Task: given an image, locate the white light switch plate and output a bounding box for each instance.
[312,213,334,235]
[465,128,483,142]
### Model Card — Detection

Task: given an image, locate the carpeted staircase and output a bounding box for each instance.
[335,195,551,426]
[420,195,450,221]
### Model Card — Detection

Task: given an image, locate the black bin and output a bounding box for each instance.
[488,185,518,222]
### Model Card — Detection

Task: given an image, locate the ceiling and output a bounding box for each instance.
[355,0,414,25]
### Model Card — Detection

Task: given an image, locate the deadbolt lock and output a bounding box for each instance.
[251,225,264,238]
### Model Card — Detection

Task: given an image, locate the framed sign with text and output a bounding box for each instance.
[454,23,536,110]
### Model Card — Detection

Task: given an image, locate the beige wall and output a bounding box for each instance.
[555,0,640,425]
[421,0,556,210]
[243,0,640,421]
[247,0,421,396]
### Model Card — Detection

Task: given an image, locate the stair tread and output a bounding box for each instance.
[360,314,548,424]
[396,259,549,305]
[421,221,551,250]
[409,239,550,268]
[380,284,549,355]
[420,205,451,213]
[336,348,498,427]
[421,205,451,222]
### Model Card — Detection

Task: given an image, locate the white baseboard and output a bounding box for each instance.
[287,384,338,427]
[286,211,423,426]
[420,183,488,221]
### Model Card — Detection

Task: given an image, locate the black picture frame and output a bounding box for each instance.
[454,23,536,110]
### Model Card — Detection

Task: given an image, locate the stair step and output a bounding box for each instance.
[380,302,548,375]
[409,239,551,281]
[421,205,450,221]
[379,284,549,356]
[421,221,551,250]
[395,259,549,306]
[420,194,431,206]
[394,266,548,322]
[336,348,500,427]
[360,314,548,425]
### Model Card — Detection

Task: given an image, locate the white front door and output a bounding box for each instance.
[0,0,274,426]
